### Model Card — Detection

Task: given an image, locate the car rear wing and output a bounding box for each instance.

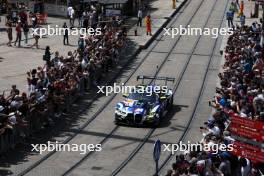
[136,75,175,85]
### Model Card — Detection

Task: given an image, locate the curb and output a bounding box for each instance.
[140,0,188,49]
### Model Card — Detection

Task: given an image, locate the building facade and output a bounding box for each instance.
[5,0,143,17]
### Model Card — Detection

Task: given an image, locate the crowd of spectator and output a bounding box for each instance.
[165,22,264,176]
[0,12,127,152]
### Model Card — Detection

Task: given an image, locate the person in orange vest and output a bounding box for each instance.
[145,15,152,36]
[172,0,176,9]
[237,0,244,18]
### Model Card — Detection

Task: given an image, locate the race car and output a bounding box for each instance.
[114,76,175,127]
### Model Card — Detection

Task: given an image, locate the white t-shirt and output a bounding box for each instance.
[67,6,73,15]
[138,10,142,18]
[70,9,75,18]
[208,126,221,136]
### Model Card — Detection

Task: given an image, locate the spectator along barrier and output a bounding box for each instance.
[165,22,264,176]
[0,19,127,154]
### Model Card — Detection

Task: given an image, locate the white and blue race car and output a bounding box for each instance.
[115,76,175,127]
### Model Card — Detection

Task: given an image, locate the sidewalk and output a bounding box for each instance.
[0,0,185,93]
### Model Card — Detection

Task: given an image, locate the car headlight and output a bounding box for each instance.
[148,111,155,118]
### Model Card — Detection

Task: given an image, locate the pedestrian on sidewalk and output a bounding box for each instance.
[14,21,22,47]
[235,0,240,9]
[31,26,40,49]
[31,13,37,28]
[226,11,234,28]
[68,7,75,27]
[240,13,246,26]
[6,22,12,46]
[23,22,29,44]
[172,0,176,9]
[229,2,237,15]
[145,15,152,36]
[237,1,244,18]
[63,22,69,45]
[67,6,72,21]
[82,10,89,30]
[43,46,52,67]
[137,8,142,27]
[77,8,82,27]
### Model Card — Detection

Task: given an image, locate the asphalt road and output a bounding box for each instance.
[0,0,229,175]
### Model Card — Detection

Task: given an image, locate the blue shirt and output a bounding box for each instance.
[226,11,234,20]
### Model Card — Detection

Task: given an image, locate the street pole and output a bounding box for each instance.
[155,160,158,176]
[153,139,161,176]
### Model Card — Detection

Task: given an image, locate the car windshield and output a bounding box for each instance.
[127,92,156,103]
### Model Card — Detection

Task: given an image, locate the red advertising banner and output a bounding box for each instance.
[230,123,264,142]
[232,146,264,163]
[233,141,264,153]
[224,108,264,163]
[230,115,264,131]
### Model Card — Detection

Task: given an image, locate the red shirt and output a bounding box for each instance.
[16,25,22,34]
